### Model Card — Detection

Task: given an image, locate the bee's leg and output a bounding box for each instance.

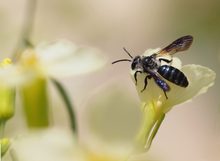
[134,71,142,85]
[141,75,152,92]
[163,90,168,99]
[159,58,172,64]
[153,75,170,99]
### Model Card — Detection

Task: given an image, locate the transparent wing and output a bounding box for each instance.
[158,35,193,56]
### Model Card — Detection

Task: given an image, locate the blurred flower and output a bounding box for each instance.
[12,128,76,161]
[0,138,10,157]
[131,48,216,151]
[0,40,107,128]
[2,40,106,86]
[0,59,15,123]
[18,40,106,80]
[12,128,138,161]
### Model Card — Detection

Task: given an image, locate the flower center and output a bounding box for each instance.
[20,49,39,67]
[19,49,46,77]
[0,58,12,67]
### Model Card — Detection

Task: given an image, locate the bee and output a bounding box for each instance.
[112,35,193,99]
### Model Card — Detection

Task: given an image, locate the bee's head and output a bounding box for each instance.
[131,56,142,70]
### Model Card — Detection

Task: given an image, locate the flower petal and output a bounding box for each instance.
[12,128,78,161]
[0,65,37,87]
[131,64,215,113]
[130,69,164,104]
[36,40,107,77]
[163,64,216,112]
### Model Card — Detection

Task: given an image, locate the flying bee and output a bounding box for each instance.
[112,35,193,99]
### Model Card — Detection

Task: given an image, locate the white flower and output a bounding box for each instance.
[11,128,138,161]
[131,48,216,151]
[0,40,107,86]
[12,128,78,161]
[0,40,107,128]
[34,40,106,77]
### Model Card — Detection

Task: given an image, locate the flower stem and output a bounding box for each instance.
[145,113,165,151]
[136,102,165,152]
[51,78,77,135]
[21,78,49,128]
[12,0,37,61]
[0,143,1,161]
[0,122,5,139]
[9,149,19,161]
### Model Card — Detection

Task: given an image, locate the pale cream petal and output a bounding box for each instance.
[163,64,216,112]
[0,65,37,87]
[46,47,107,77]
[36,40,107,77]
[12,128,79,161]
[84,141,133,161]
[131,69,165,104]
[36,39,78,65]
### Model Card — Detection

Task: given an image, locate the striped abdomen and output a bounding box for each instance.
[157,65,189,87]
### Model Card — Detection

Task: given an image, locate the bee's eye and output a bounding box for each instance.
[131,61,136,70]
[131,56,141,70]
[131,59,139,70]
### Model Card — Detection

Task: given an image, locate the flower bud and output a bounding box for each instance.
[0,59,15,121]
[0,87,15,121]
[0,138,10,157]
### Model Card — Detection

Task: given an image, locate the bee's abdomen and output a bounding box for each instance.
[158,65,189,87]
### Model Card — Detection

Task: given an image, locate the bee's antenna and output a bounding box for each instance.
[112,59,131,64]
[112,47,133,64]
[123,47,133,59]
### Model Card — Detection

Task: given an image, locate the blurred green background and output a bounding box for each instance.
[0,0,220,161]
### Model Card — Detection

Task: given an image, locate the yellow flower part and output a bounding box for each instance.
[0,138,10,157]
[131,48,216,151]
[17,49,49,128]
[0,58,12,67]
[88,153,120,161]
[21,77,49,128]
[0,58,15,122]
[0,87,15,122]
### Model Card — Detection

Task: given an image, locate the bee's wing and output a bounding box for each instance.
[158,35,193,56]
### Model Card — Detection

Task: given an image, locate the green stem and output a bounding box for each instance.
[12,0,37,61]
[51,78,77,135]
[9,149,19,161]
[136,102,165,152]
[0,122,5,139]
[145,113,165,151]
[136,102,157,151]
[21,78,49,128]
[0,143,1,161]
